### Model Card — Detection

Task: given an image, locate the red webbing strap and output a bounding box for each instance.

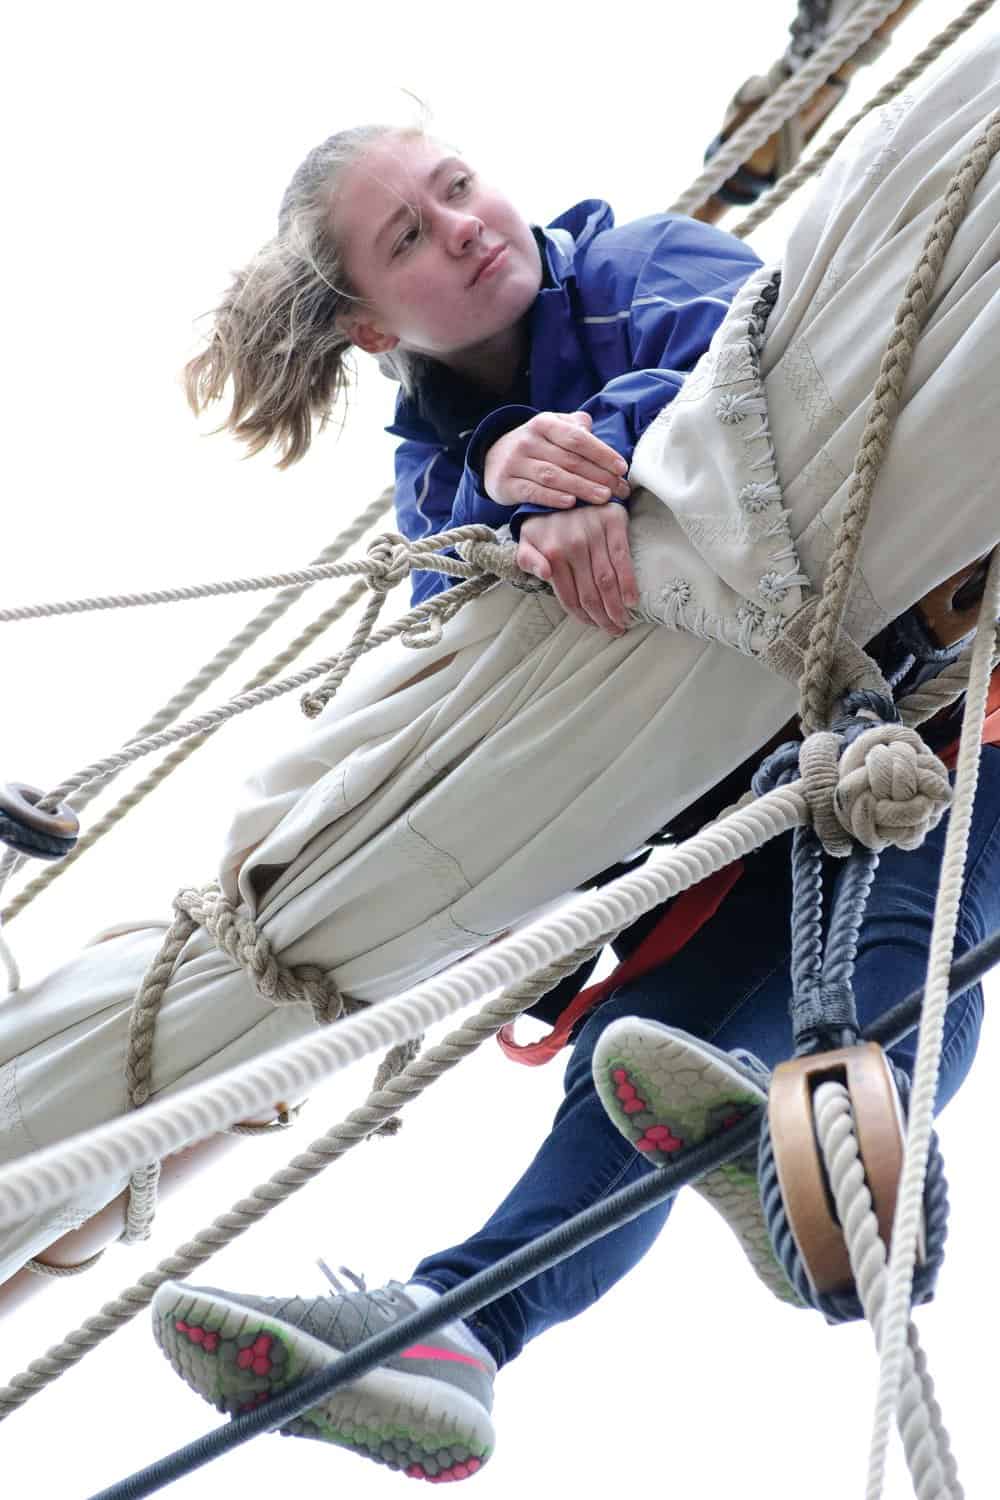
[497,861,745,1066]
[938,664,1000,768]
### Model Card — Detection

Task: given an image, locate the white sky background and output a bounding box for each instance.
[2,2,997,1495]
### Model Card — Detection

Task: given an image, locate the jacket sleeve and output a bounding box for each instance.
[509,217,763,537]
[394,430,525,605]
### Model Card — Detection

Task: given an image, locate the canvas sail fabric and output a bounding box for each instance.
[1,35,997,1280]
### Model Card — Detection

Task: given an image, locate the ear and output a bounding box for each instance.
[337,311,399,356]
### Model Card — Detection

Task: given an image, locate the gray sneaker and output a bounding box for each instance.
[593,1019,804,1307]
[152,1267,496,1482]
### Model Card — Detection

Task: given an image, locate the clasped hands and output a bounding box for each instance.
[482,411,638,635]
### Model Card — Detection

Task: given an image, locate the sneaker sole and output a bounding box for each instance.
[593,1021,803,1307]
[152,1282,495,1482]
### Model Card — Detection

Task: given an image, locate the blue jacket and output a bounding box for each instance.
[385,200,764,603]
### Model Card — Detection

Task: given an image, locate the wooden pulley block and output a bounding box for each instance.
[768,1042,924,1295]
[914,550,995,649]
[694,1,921,226]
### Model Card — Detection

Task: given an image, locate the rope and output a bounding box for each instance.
[865,546,1000,1499]
[896,624,1000,726]
[798,108,1000,733]
[731,0,999,240]
[668,0,907,218]
[0,559,399,623]
[815,1080,962,1498]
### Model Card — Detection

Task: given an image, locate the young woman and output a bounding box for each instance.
[143,54,1000,1483]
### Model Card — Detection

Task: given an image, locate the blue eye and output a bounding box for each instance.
[392,174,474,256]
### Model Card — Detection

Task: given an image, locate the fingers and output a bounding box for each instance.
[517,507,639,635]
[483,411,631,510]
[516,415,631,508]
[541,412,630,488]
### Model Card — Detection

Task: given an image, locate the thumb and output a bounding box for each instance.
[564,411,592,426]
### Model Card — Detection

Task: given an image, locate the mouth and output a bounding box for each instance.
[470,245,508,287]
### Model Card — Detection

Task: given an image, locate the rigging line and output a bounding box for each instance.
[866,548,1000,1499]
[1,557,393,623]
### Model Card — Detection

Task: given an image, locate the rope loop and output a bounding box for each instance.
[400,611,445,650]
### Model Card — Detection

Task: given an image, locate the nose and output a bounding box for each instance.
[445,207,484,256]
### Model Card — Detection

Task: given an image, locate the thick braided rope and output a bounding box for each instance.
[0,784,812,1229]
[815,1081,962,1500]
[117,905,198,1247]
[669,0,906,217]
[865,548,1000,1499]
[0,937,610,1417]
[0,528,499,910]
[732,0,999,240]
[799,110,1000,734]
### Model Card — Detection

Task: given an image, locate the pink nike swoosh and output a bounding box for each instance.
[402,1343,489,1372]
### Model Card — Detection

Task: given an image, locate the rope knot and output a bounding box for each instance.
[799,724,951,856]
[835,725,952,853]
[365,533,413,594]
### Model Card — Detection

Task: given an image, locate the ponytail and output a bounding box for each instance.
[185,121,424,467]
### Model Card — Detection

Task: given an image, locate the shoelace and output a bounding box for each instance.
[316,1258,403,1316]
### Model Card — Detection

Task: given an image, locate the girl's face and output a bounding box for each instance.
[332,133,543,372]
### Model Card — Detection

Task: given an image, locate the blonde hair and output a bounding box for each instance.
[185,111,432,468]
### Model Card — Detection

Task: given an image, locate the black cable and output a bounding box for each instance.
[87,1114,760,1499]
[88,922,1000,1498]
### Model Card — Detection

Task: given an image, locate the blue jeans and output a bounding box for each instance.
[411,747,1000,1369]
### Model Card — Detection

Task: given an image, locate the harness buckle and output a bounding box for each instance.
[767,1042,924,1295]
